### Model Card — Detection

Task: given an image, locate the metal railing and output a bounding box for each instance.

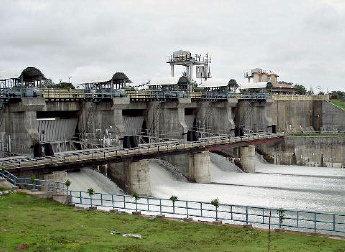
[1,169,344,236]
[0,169,67,194]
[68,191,345,236]
[0,133,284,170]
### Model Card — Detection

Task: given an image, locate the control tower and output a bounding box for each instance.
[167,50,211,81]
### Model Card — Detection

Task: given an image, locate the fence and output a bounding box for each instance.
[1,169,344,236]
[69,191,345,236]
[0,169,67,194]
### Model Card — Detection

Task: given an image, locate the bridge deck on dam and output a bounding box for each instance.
[0,133,284,172]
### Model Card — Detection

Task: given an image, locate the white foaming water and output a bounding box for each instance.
[67,168,123,194]
[210,161,345,193]
[209,153,242,173]
[149,155,345,213]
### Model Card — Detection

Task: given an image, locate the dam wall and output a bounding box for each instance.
[235,99,273,133]
[321,101,345,131]
[0,94,344,155]
[259,135,345,167]
[269,95,345,133]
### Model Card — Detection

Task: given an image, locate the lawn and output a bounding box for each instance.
[331,99,345,110]
[0,193,344,252]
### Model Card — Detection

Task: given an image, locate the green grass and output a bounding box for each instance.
[0,193,345,252]
[331,99,345,110]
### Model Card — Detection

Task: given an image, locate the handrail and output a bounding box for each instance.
[0,133,285,170]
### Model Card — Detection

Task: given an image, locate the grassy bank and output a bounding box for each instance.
[0,193,344,251]
[331,99,345,110]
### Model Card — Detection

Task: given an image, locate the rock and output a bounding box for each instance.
[122,233,142,239]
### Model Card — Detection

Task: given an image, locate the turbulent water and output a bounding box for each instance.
[149,154,345,213]
[66,168,123,194]
[66,154,345,213]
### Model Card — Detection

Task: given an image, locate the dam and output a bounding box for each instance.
[1,51,345,225]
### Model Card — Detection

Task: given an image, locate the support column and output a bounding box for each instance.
[240,145,256,173]
[189,151,212,183]
[127,160,151,196]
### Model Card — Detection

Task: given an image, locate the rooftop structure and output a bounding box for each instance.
[242,68,294,94]
[244,68,279,84]
[167,50,211,81]
[82,72,132,90]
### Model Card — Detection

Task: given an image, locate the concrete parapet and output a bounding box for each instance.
[6,97,45,112]
[272,94,329,101]
[240,145,256,173]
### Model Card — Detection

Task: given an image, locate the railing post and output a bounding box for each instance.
[245,206,248,224]
[123,195,126,209]
[111,194,114,208]
[296,211,299,228]
[147,198,149,211]
[186,201,189,218]
[159,199,162,214]
[200,202,203,217]
[230,206,233,220]
[100,193,103,206]
[314,213,317,232]
[79,191,82,204]
[262,208,265,224]
[333,214,336,231]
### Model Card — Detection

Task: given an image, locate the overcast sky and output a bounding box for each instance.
[0,0,344,91]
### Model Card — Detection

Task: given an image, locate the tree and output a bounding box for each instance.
[132,192,140,212]
[170,195,178,214]
[30,175,37,190]
[64,179,71,191]
[228,79,239,92]
[266,82,273,91]
[87,188,95,207]
[294,84,307,95]
[211,198,220,221]
[330,91,345,100]
[277,208,285,228]
[307,87,314,95]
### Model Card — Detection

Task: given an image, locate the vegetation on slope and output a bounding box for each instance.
[331,99,345,110]
[0,193,344,252]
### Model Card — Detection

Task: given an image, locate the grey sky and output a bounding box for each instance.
[0,0,344,91]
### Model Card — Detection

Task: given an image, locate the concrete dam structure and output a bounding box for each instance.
[1,94,343,156]
[1,53,345,197]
